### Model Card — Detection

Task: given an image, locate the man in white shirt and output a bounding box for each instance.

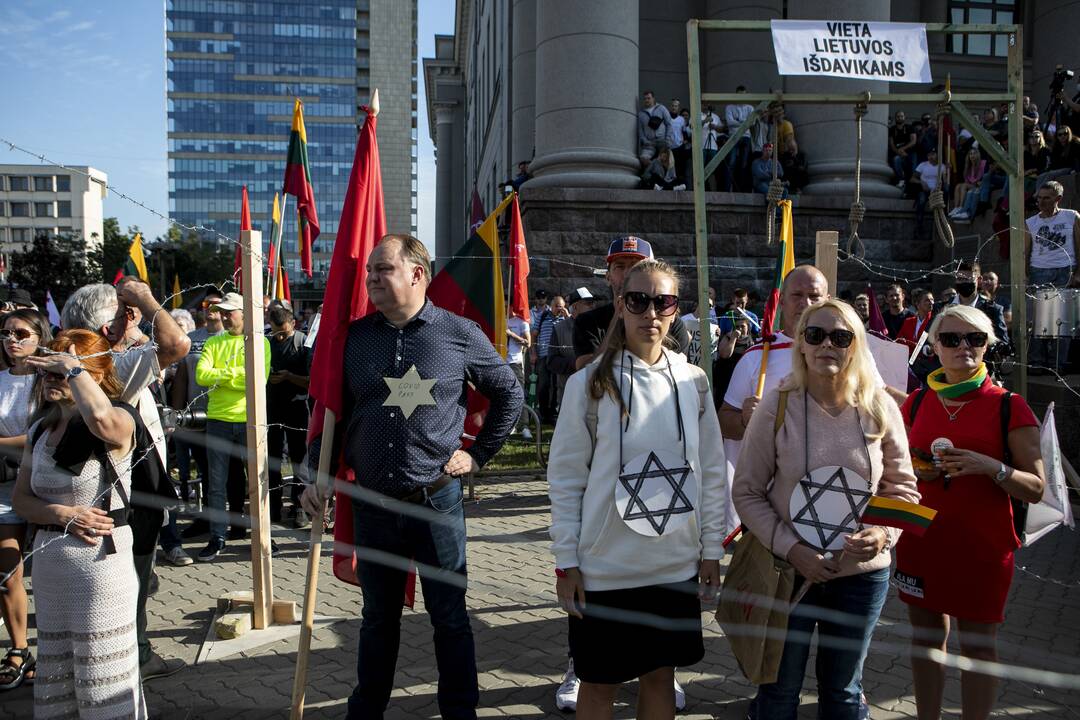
[1026,180,1080,370]
[724,85,754,191]
[913,148,944,238]
[700,106,725,191]
[506,312,533,440]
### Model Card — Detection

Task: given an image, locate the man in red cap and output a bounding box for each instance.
[572,236,690,370]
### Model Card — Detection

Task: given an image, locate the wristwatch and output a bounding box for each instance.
[993,462,1009,485]
[66,366,84,380]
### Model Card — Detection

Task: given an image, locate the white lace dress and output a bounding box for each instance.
[30,425,147,719]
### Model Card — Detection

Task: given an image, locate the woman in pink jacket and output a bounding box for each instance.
[733,299,920,719]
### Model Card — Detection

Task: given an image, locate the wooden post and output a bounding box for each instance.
[686,20,713,384]
[239,228,273,630]
[815,231,839,295]
[1006,29,1027,396]
[290,408,336,719]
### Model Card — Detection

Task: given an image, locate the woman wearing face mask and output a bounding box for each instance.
[733,299,919,720]
[13,329,147,718]
[549,259,727,720]
[0,309,51,691]
[896,305,1045,720]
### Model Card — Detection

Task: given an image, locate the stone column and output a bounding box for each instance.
[511,0,536,166]
[786,0,897,197]
[528,0,641,188]
[434,104,458,272]
[703,1,783,97]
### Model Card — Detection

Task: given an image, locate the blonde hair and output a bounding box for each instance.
[789,299,889,441]
[588,259,680,410]
[927,304,998,346]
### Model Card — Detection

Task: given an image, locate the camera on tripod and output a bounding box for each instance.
[160,406,208,432]
[1050,65,1075,96]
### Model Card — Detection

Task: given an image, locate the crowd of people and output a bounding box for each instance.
[637,89,808,195]
[0,220,1067,720]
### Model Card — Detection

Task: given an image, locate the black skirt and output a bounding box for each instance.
[568,577,705,684]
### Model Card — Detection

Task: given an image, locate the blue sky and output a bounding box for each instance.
[1,0,454,250]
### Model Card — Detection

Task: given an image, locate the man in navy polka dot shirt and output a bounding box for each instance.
[302,234,522,720]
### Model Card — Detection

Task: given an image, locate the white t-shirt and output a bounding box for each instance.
[113,341,167,469]
[669,114,686,149]
[915,161,942,191]
[0,370,34,437]
[682,317,721,367]
[506,316,529,364]
[701,112,721,150]
[1026,209,1078,270]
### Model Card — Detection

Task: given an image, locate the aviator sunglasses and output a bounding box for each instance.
[803,326,855,348]
[622,291,679,316]
[936,331,988,349]
[0,328,39,342]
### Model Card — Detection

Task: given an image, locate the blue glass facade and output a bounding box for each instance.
[166,0,372,283]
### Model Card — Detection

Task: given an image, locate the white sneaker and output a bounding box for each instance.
[163,546,194,567]
[673,183,686,191]
[522,427,534,441]
[674,673,686,711]
[555,659,580,712]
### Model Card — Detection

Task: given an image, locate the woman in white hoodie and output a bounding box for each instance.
[549,259,727,719]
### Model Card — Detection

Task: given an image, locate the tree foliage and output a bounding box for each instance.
[9,232,104,309]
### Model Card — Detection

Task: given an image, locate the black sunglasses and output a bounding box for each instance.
[0,328,38,341]
[622,292,679,316]
[937,331,988,348]
[803,326,855,348]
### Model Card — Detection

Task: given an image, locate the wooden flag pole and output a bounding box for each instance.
[290,408,336,720]
[240,229,274,629]
[269,193,290,299]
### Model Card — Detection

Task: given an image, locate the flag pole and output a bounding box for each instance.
[290,407,335,720]
[269,193,290,297]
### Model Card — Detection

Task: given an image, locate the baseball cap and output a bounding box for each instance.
[606,236,654,263]
[566,287,594,305]
[213,292,244,312]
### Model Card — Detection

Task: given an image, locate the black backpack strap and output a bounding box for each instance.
[907,386,929,426]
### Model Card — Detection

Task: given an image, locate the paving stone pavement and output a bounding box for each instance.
[3,474,1079,719]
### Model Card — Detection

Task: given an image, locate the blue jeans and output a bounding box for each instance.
[347,480,477,720]
[750,568,889,720]
[728,136,751,190]
[205,419,247,541]
[978,172,1006,205]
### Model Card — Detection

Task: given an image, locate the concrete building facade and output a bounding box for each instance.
[0,164,108,252]
[166,0,416,286]
[424,0,1080,262]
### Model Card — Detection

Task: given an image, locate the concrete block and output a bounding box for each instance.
[215,608,252,639]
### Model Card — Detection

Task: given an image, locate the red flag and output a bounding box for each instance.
[306,99,392,593]
[507,194,530,321]
[469,187,485,233]
[234,186,251,292]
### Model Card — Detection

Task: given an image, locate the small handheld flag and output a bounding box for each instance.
[861,496,937,537]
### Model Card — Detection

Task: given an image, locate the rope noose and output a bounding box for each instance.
[932,99,955,248]
[847,100,869,258]
[765,102,784,246]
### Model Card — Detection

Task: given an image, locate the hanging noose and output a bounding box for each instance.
[931,97,956,248]
[847,98,869,258]
[765,102,785,246]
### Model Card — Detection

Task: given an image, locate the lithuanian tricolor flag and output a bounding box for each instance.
[283,98,319,278]
[754,199,796,397]
[428,192,514,358]
[862,496,937,536]
[171,274,182,309]
[113,233,149,285]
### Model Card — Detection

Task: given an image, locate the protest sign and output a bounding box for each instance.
[771,20,932,84]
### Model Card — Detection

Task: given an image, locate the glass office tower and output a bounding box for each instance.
[166,0,370,284]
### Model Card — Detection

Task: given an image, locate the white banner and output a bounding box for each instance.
[1024,403,1075,546]
[770,20,932,84]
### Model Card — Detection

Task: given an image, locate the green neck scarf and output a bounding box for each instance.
[927,363,988,399]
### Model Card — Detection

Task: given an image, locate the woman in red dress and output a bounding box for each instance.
[895,305,1045,720]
